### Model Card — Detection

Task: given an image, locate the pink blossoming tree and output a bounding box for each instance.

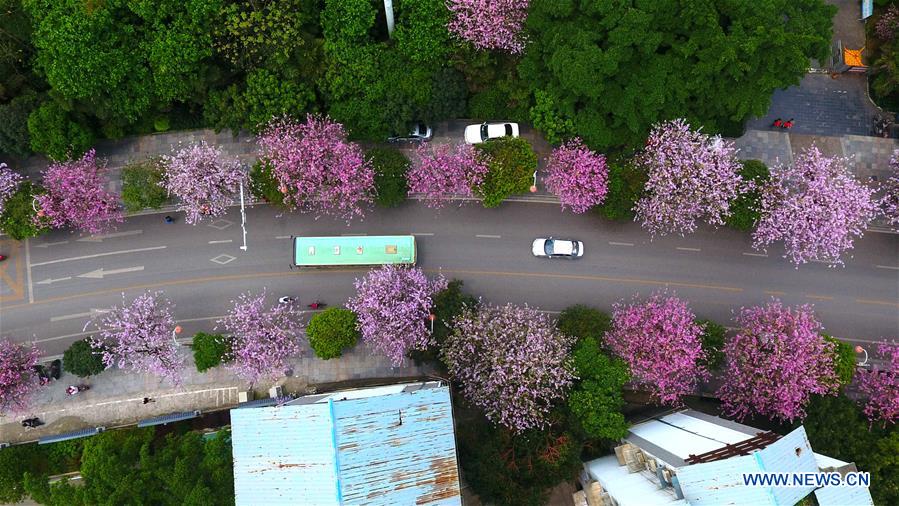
[0,163,23,216]
[881,150,899,229]
[162,141,246,225]
[717,300,838,423]
[35,149,123,234]
[442,303,575,433]
[219,290,303,385]
[753,147,878,266]
[856,341,898,426]
[347,265,447,366]
[446,0,530,54]
[606,291,707,405]
[0,340,41,414]
[635,119,743,236]
[90,292,183,385]
[257,115,374,222]
[544,138,609,213]
[407,143,489,208]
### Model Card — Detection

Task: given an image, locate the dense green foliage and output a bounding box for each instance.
[192,332,231,372]
[869,5,899,110]
[567,337,629,440]
[368,147,410,207]
[121,158,168,212]
[529,89,575,146]
[0,93,39,157]
[62,339,106,377]
[801,395,898,505]
[0,441,76,503]
[408,279,477,367]
[697,319,727,370]
[726,160,770,231]
[521,0,836,151]
[23,428,235,506]
[0,181,48,240]
[596,161,646,220]
[476,137,537,207]
[556,305,612,343]
[823,334,856,387]
[27,101,94,161]
[306,308,360,359]
[248,160,286,208]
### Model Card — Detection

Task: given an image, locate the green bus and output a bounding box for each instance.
[292,235,417,267]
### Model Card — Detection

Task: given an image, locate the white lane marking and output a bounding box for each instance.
[29,246,167,266]
[25,237,34,303]
[275,235,291,239]
[875,265,899,270]
[475,234,501,238]
[77,230,143,242]
[77,266,145,279]
[36,276,72,285]
[807,294,834,301]
[341,233,366,236]
[676,247,701,252]
[50,311,93,322]
[742,252,768,257]
[609,241,634,246]
[208,240,233,244]
[34,240,69,248]
[411,233,435,236]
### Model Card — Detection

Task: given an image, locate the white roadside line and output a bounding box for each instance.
[411,232,435,236]
[25,237,34,304]
[475,234,501,239]
[742,252,768,257]
[676,247,701,252]
[875,265,899,270]
[29,246,167,267]
[50,312,94,322]
[208,240,233,244]
[609,241,634,246]
[275,235,291,239]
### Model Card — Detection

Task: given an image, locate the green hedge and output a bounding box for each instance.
[192,332,232,372]
[62,339,106,377]
[726,159,769,231]
[307,308,360,359]
[121,158,168,212]
[476,137,537,208]
[0,181,49,240]
[368,147,409,208]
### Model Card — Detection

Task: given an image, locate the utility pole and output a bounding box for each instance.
[239,180,248,251]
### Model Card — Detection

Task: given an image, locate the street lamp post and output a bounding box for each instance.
[239,180,248,251]
[429,314,435,333]
[855,345,869,367]
[530,170,538,193]
[172,325,182,346]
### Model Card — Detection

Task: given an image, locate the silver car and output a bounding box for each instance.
[388,122,433,144]
[532,238,584,258]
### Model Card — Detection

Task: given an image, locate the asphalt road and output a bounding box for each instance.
[1,201,897,357]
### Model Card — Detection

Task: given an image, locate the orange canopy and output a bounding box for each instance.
[843,47,866,67]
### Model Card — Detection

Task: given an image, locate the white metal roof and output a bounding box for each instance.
[584,455,687,506]
[628,412,755,465]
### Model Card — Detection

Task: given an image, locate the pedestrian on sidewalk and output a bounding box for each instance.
[164,215,174,224]
[772,118,783,128]
[143,397,155,404]
[782,118,793,129]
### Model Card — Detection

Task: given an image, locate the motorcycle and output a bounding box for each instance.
[21,417,44,428]
[278,296,296,304]
[0,254,6,261]
[66,384,90,396]
[307,300,326,310]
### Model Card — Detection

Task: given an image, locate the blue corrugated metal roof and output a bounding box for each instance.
[230,384,460,506]
[38,427,104,445]
[815,482,874,505]
[137,410,200,427]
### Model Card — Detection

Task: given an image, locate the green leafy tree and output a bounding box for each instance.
[520,0,836,151]
[823,334,856,387]
[121,158,168,212]
[557,305,612,343]
[248,159,286,208]
[422,68,468,122]
[0,181,49,240]
[568,336,629,440]
[27,101,94,161]
[408,279,478,367]
[476,137,537,207]
[727,160,770,231]
[0,0,40,103]
[392,0,451,65]
[697,319,727,370]
[243,68,317,131]
[63,338,106,377]
[596,161,646,221]
[192,332,231,372]
[0,93,40,157]
[214,0,316,70]
[530,89,575,145]
[306,307,360,359]
[368,147,409,207]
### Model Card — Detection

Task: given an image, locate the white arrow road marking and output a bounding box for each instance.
[30,246,166,266]
[76,230,143,242]
[77,266,145,279]
[36,276,72,285]
[34,241,70,248]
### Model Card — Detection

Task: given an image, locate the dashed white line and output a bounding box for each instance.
[875,265,899,270]
[475,234,501,239]
[807,295,834,301]
[25,237,34,303]
[275,235,291,239]
[411,233,435,236]
[609,241,634,247]
[742,252,768,257]
[29,246,167,266]
[208,240,233,244]
[50,312,94,322]
[676,247,701,252]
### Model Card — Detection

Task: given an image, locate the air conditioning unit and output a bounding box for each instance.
[662,469,674,483]
[635,450,646,464]
[584,481,603,506]
[647,459,657,472]
[269,385,283,399]
[614,444,631,466]
[600,492,613,506]
[625,450,643,473]
[238,391,253,403]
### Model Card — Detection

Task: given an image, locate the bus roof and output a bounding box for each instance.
[293,235,416,266]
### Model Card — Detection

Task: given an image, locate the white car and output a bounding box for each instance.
[464,121,520,144]
[532,238,584,258]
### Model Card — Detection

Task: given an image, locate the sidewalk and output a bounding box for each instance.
[0,336,435,445]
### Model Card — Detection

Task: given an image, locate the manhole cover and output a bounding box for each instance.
[210,254,236,265]
[207,219,234,230]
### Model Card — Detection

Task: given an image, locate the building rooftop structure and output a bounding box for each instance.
[230,381,461,506]
[580,409,873,506]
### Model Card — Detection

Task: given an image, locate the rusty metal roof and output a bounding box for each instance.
[230,382,461,506]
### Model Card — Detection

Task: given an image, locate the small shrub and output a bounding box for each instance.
[557,305,611,343]
[596,161,645,221]
[249,159,286,208]
[192,332,231,372]
[476,137,537,207]
[368,147,409,207]
[307,308,360,359]
[153,116,171,132]
[727,159,770,231]
[823,334,856,387]
[0,181,49,240]
[697,319,726,370]
[121,158,168,212]
[62,339,106,377]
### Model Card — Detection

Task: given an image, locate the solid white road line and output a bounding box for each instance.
[77,230,143,242]
[676,247,701,252]
[475,234,501,238]
[411,233,435,236]
[275,235,291,239]
[875,265,899,270]
[29,246,167,266]
[208,240,233,244]
[742,252,768,257]
[25,237,34,303]
[608,241,634,246]
[50,312,94,322]
[34,240,69,248]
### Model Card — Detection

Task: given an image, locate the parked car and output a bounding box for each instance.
[388,122,433,144]
[532,237,584,258]
[464,121,520,144]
